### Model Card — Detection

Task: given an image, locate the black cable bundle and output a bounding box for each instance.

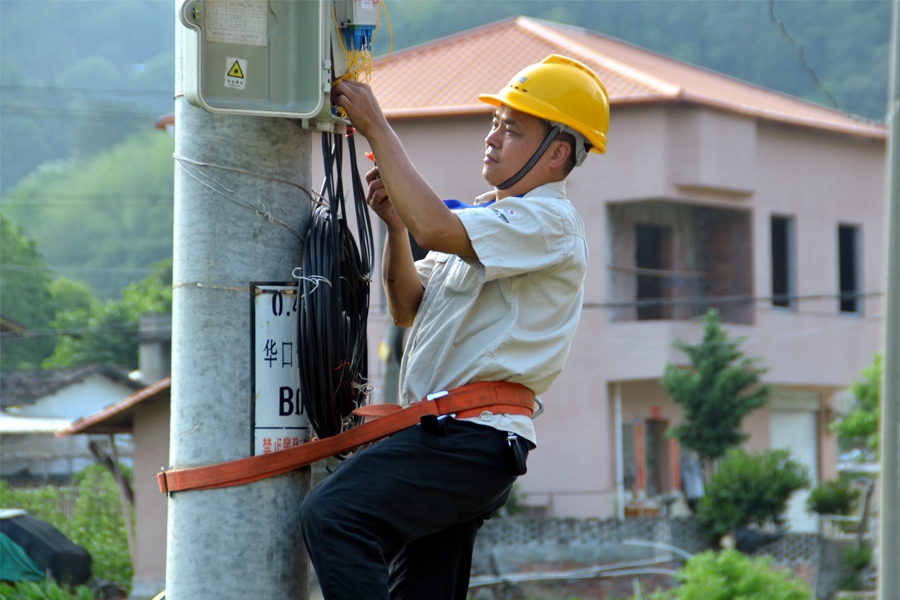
[297,131,374,439]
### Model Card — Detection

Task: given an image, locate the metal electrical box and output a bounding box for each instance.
[180,0,332,124]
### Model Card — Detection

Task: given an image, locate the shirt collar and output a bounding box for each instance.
[474,180,567,205]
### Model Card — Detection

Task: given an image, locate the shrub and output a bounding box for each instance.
[696,448,810,543]
[0,581,93,600]
[806,477,860,516]
[643,549,811,600]
[840,544,873,590]
[0,465,133,591]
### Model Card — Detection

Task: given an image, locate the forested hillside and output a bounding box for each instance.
[0,0,891,307]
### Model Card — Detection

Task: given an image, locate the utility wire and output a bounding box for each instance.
[1,264,158,273]
[0,84,173,96]
[768,0,888,125]
[0,106,163,121]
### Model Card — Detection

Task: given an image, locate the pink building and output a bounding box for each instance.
[330,17,886,528]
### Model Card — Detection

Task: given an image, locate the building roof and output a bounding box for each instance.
[56,376,170,436]
[0,364,140,409]
[372,16,885,140]
[0,412,74,434]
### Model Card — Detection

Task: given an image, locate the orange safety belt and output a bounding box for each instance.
[157,381,534,494]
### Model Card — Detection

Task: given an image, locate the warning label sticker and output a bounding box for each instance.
[225,57,247,90]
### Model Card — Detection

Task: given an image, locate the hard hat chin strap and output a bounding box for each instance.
[495,122,592,191]
[496,125,561,191]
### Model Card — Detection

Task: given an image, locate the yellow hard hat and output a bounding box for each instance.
[478,54,609,157]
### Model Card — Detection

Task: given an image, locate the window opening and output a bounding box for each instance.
[838,225,860,313]
[635,224,672,320]
[771,216,795,308]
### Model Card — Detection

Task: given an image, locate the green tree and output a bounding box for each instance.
[3,130,175,299]
[696,448,810,543]
[0,214,56,370]
[832,353,881,456]
[661,309,770,478]
[44,259,172,369]
[48,277,97,316]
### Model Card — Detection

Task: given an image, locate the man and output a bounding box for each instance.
[300,55,609,599]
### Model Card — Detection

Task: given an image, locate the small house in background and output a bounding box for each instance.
[56,313,171,600]
[323,16,886,530]
[0,364,142,485]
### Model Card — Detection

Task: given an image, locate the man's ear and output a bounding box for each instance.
[546,139,572,170]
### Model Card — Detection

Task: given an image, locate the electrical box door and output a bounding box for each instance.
[180,0,330,121]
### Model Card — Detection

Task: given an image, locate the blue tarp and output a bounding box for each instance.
[0,532,46,581]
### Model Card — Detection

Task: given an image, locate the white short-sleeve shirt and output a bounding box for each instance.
[398,180,588,445]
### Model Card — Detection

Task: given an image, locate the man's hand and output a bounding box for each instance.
[365,166,405,231]
[332,77,476,259]
[332,80,388,138]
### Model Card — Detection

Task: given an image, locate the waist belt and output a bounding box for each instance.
[157,381,534,494]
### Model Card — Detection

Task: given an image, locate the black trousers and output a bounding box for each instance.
[300,418,521,600]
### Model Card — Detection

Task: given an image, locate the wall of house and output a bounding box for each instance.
[315,102,884,520]
[15,374,136,420]
[130,397,170,598]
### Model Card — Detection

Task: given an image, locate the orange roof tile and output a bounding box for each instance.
[371,17,884,139]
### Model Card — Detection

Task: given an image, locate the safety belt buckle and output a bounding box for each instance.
[425,390,449,401]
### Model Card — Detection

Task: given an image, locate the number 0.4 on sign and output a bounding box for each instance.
[251,283,310,456]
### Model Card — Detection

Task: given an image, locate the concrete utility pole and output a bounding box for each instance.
[878,2,900,598]
[165,12,311,599]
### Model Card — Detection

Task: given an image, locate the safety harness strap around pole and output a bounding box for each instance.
[157,381,535,494]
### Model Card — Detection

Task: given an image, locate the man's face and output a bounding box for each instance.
[482,105,547,188]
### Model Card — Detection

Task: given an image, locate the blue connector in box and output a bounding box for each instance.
[343,25,375,51]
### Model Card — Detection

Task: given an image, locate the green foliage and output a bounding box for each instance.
[0,215,56,370]
[661,310,770,473]
[840,544,873,591]
[0,0,175,191]
[806,477,860,516]
[642,550,810,600]
[696,449,810,543]
[3,130,175,300]
[832,353,882,455]
[0,465,133,591]
[48,278,98,317]
[843,544,872,572]
[44,259,172,369]
[0,581,93,600]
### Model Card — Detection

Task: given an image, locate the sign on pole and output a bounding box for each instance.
[251,283,311,456]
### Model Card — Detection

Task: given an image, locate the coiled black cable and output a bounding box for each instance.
[297,131,374,439]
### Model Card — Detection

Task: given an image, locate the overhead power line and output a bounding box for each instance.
[1,264,158,274]
[0,84,173,96]
[0,106,164,121]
